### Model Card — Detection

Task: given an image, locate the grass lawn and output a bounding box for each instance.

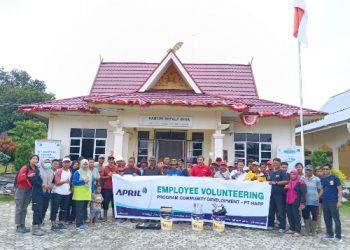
[0,164,15,173]
[0,194,14,202]
[340,201,350,217]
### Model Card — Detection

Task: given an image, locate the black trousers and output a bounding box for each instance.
[268,194,286,230]
[323,202,341,239]
[50,193,70,222]
[102,189,113,211]
[68,193,77,222]
[75,200,88,227]
[286,203,301,233]
[41,192,51,222]
[32,194,44,225]
[302,205,318,221]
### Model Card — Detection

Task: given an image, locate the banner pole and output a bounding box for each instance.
[298,41,305,165]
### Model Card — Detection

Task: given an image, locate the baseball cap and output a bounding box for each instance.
[62,157,71,162]
[267,160,273,166]
[220,160,228,166]
[98,155,105,159]
[149,156,156,161]
[252,161,259,166]
[108,155,115,160]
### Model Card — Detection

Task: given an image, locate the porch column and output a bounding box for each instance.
[109,120,124,160]
[213,130,224,160]
[332,146,340,170]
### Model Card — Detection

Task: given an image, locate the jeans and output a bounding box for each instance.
[323,202,341,239]
[32,193,44,225]
[75,200,88,227]
[42,192,51,222]
[101,189,113,211]
[286,203,301,233]
[302,205,318,221]
[14,187,32,226]
[50,193,70,222]
[268,194,286,230]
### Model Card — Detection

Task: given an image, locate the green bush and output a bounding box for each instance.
[310,150,331,167]
[8,120,47,170]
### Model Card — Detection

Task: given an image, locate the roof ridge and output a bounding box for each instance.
[329,88,350,98]
[100,61,250,66]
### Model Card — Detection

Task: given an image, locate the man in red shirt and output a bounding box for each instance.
[191,156,212,177]
[100,156,118,220]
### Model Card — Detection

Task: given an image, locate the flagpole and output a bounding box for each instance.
[298,41,305,165]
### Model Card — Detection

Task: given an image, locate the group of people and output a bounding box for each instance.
[14,154,343,241]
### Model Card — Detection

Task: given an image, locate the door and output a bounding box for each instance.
[157,139,185,160]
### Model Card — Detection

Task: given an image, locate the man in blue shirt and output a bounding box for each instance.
[167,159,183,176]
[267,158,289,233]
[320,163,342,241]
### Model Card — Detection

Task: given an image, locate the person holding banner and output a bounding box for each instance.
[213,161,230,180]
[100,156,118,221]
[123,157,141,176]
[246,162,267,182]
[230,160,246,180]
[190,156,212,177]
[267,158,289,233]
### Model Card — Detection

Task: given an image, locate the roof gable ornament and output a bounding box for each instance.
[138,44,202,94]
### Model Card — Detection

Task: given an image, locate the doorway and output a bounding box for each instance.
[155,130,186,160]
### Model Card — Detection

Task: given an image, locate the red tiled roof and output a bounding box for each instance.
[18,96,96,113]
[90,62,258,98]
[236,98,325,118]
[85,90,249,112]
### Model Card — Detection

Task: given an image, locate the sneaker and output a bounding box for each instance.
[75,225,86,230]
[321,234,334,240]
[293,232,301,236]
[278,229,285,233]
[285,230,294,234]
[16,226,27,233]
[51,224,61,231]
[335,237,342,243]
[58,223,67,229]
[22,225,30,233]
[267,226,274,230]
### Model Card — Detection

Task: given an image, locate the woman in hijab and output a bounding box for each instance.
[72,159,94,230]
[285,169,306,235]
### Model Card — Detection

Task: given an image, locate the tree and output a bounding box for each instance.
[8,120,47,170]
[0,137,17,160]
[0,67,55,132]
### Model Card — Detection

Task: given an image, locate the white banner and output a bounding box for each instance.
[35,140,61,163]
[139,116,192,127]
[277,146,303,172]
[113,175,271,229]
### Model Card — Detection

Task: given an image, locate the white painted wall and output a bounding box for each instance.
[48,111,295,164]
[223,117,296,163]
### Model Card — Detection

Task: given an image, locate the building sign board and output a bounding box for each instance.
[277,146,303,172]
[35,140,61,163]
[139,116,192,127]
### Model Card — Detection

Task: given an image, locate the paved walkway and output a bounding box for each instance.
[0,201,349,250]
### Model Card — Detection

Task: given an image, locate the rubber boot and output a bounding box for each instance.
[311,221,317,236]
[304,219,311,236]
[103,210,108,221]
[32,225,45,236]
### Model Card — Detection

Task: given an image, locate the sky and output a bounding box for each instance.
[0,0,349,110]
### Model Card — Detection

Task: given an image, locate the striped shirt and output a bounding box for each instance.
[301,175,322,206]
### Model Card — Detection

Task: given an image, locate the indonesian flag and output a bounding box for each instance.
[293,0,308,45]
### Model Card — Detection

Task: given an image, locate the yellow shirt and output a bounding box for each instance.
[245,171,267,182]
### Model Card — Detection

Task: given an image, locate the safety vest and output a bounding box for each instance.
[72,182,92,201]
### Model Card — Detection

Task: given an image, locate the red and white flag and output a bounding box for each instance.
[293,0,308,45]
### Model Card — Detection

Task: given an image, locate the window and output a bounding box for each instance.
[191,132,204,157]
[137,131,150,164]
[234,133,272,163]
[69,128,107,161]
